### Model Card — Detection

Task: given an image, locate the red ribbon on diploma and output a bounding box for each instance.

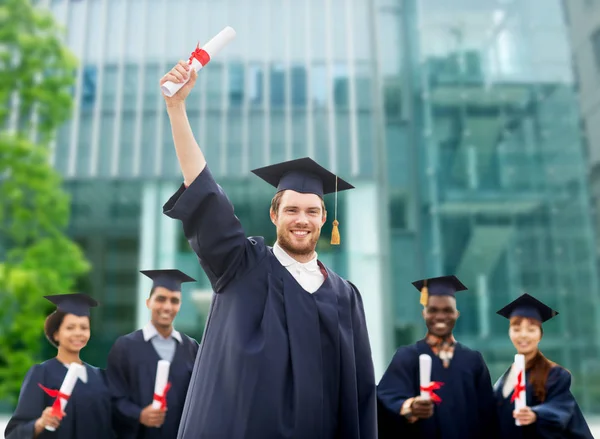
[38,383,69,419]
[153,382,172,411]
[188,43,211,66]
[420,381,444,404]
[511,370,526,403]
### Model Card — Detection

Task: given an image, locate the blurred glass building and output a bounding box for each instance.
[34,0,600,412]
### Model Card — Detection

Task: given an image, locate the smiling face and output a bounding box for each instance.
[53,314,91,353]
[270,190,327,259]
[147,286,182,330]
[509,316,542,356]
[422,295,460,338]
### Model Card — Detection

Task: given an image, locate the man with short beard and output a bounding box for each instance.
[158,61,377,439]
[377,275,499,439]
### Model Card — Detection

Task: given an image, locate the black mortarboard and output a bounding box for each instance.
[140,269,196,293]
[44,293,99,317]
[251,157,354,245]
[496,293,558,323]
[411,275,468,307]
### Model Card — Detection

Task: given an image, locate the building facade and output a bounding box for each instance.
[35,0,600,412]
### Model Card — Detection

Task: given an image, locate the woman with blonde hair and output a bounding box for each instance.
[494,293,592,438]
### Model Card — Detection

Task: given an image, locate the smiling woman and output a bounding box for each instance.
[4,294,115,439]
[493,294,593,438]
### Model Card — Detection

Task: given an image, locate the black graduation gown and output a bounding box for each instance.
[376,339,499,439]
[4,358,114,439]
[494,365,594,438]
[162,166,377,439]
[106,330,199,439]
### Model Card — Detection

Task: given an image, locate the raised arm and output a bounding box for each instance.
[159,63,250,291]
[160,61,205,186]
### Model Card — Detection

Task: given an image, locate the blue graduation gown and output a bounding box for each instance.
[4,358,114,439]
[106,330,199,439]
[377,339,499,439]
[494,365,593,438]
[162,166,377,439]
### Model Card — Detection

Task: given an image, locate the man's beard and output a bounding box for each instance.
[277,227,320,258]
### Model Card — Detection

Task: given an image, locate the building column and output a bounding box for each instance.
[345,182,390,380]
[136,181,178,329]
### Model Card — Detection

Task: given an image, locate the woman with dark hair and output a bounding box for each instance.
[494,293,593,438]
[4,293,114,439]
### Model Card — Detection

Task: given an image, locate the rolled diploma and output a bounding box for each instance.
[419,354,432,400]
[45,363,86,431]
[161,26,237,97]
[514,354,526,426]
[152,360,171,409]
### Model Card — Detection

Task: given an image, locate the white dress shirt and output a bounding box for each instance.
[142,322,182,362]
[273,241,325,294]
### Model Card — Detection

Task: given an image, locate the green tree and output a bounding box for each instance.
[0,0,89,404]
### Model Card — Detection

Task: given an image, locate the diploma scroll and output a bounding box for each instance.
[419,354,432,400]
[42,362,87,431]
[513,354,527,426]
[152,360,171,410]
[161,26,237,97]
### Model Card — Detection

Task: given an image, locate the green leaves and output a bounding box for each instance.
[0,0,88,405]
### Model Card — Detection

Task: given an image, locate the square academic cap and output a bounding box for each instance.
[140,269,196,293]
[251,157,354,244]
[44,293,99,317]
[412,275,468,307]
[496,293,558,323]
[250,157,354,197]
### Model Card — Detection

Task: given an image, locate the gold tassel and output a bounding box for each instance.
[330,175,340,245]
[331,220,340,245]
[420,280,429,307]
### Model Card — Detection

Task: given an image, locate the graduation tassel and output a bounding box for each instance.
[420,279,429,307]
[331,176,340,245]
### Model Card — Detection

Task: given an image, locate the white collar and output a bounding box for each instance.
[143,322,182,343]
[273,242,320,272]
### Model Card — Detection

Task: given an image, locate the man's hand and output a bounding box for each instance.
[160,60,198,108]
[139,405,166,428]
[411,396,434,419]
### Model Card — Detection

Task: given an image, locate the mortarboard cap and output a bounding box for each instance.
[251,157,354,245]
[44,293,99,317]
[411,275,468,307]
[496,293,558,323]
[140,269,196,294]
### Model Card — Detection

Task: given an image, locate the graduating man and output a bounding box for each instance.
[158,62,376,438]
[377,275,499,439]
[106,269,199,439]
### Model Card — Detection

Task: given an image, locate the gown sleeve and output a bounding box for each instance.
[531,366,577,435]
[376,346,420,438]
[106,337,143,423]
[475,352,501,439]
[349,283,377,438]
[4,365,45,439]
[162,165,249,292]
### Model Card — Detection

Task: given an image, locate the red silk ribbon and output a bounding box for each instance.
[188,43,211,66]
[153,382,172,411]
[511,370,526,403]
[420,381,444,404]
[38,383,69,419]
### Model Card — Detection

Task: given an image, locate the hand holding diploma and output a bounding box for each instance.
[37,362,87,431]
[140,360,171,428]
[411,354,436,419]
[511,354,529,426]
[160,26,237,102]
